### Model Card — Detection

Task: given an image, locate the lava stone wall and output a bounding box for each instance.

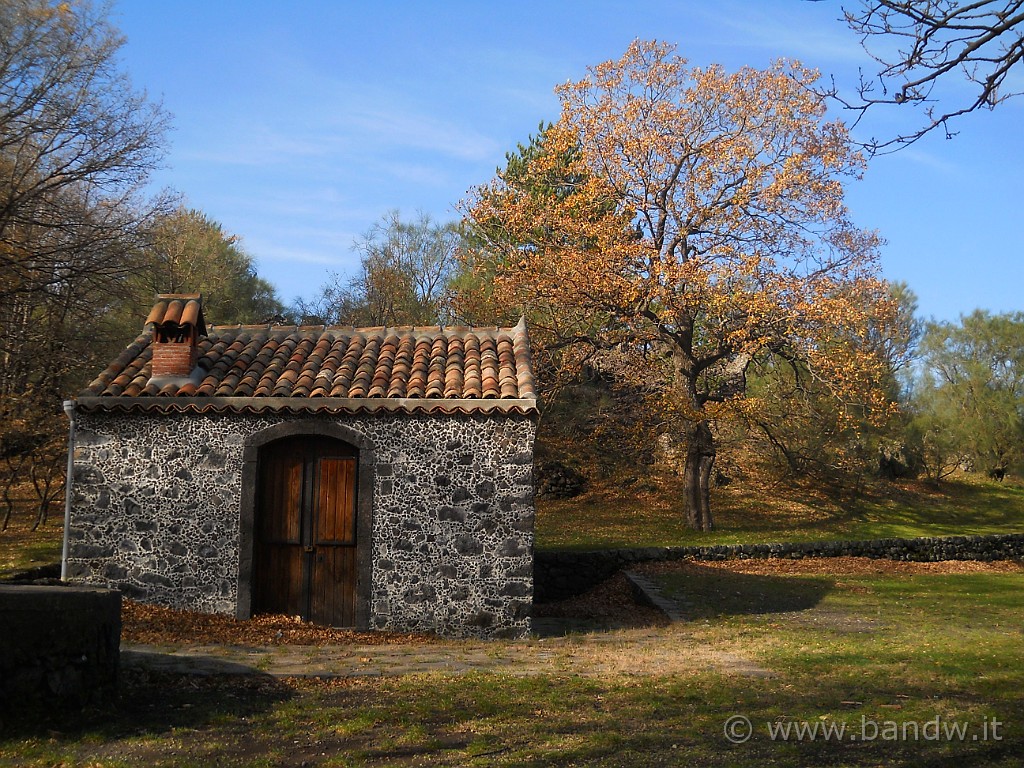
[535,533,1024,601]
[67,409,536,638]
[0,585,121,712]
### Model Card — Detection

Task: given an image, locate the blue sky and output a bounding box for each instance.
[114,0,1023,323]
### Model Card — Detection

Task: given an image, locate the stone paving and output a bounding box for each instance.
[120,582,772,681]
[623,570,690,621]
[121,625,769,680]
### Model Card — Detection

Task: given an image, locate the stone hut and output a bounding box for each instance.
[66,294,537,638]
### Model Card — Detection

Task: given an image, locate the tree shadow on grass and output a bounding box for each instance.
[532,566,833,635]
[1,663,293,743]
[652,563,833,619]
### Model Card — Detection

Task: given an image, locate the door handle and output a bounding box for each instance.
[304,545,315,553]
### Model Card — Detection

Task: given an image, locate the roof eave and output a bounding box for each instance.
[73,395,539,417]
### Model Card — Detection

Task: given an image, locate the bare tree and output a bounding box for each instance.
[0,0,168,291]
[821,0,1024,151]
[1,0,169,390]
[0,0,168,525]
[132,206,284,326]
[296,211,462,327]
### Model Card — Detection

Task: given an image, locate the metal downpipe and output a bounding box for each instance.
[61,399,76,581]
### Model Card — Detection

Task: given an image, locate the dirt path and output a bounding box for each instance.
[120,572,772,679]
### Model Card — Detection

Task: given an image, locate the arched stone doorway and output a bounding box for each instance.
[237,421,374,627]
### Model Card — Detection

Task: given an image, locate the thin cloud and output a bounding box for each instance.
[374,160,456,189]
[215,189,369,221]
[691,3,870,67]
[179,103,500,174]
[340,106,500,163]
[181,126,345,167]
[898,149,960,174]
[246,239,351,268]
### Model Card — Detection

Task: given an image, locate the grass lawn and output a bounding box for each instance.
[535,472,1024,550]
[0,512,62,577]
[2,467,1022,765]
[2,561,1022,766]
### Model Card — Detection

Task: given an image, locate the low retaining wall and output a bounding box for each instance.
[534,533,1024,602]
[0,585,121,711]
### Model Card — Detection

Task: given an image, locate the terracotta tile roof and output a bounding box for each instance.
[77,319,538,416]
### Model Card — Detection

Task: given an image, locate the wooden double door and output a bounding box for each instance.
[253,435,358,626]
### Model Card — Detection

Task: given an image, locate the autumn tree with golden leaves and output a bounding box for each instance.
[463,40,895,531]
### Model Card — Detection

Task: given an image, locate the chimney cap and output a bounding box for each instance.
[145,293,206,337]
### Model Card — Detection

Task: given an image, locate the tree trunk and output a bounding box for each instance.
[683,419,716,531]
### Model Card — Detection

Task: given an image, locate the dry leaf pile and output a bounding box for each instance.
[121,601,437,647]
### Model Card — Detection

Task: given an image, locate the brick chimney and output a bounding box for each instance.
[145,294,206,383]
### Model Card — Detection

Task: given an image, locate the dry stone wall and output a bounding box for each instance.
[0,585,121,712]
[535,533,1024,601]
[68,410,535,638]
